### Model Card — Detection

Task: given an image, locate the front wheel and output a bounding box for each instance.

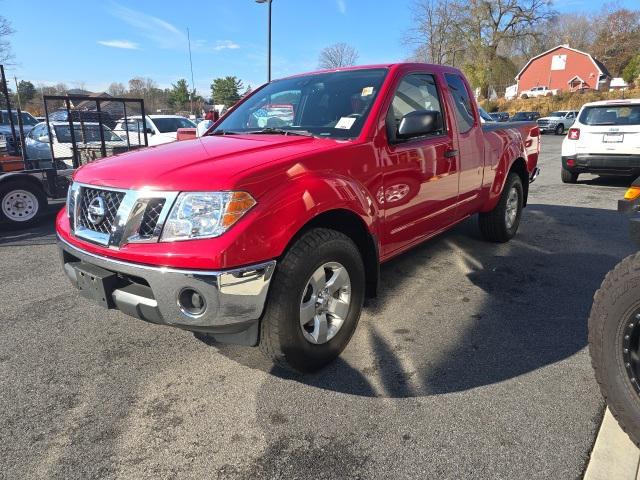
[259,228,365,372]
[555,124,565,135]
[479,172,523,243]
[0,180,47,228]
[589,253,640,446]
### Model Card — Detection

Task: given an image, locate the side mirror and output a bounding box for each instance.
[196,120,213,137]
[397,110,442,140]
[37,135,50,143]
[145,128,154,135]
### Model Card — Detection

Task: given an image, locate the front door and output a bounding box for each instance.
[380,73,459,256]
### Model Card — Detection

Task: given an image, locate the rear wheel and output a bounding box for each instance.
[259,228,365,372]
[479,172,523,243]
[555,124,565,135]
[0,180,47,228]
[561,168,578,184]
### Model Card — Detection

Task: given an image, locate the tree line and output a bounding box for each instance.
[405,1,640,96]
[1,75,251,117]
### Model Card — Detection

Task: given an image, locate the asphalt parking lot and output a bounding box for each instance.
[0,135,636,479]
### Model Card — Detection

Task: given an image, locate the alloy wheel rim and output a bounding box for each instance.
[299,261,351,345]
[2,189,38,222]
[505,187,519,229]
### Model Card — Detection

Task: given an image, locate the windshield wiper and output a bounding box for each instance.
[247,128,315,137]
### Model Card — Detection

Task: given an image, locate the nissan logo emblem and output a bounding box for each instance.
[87,196,106,226]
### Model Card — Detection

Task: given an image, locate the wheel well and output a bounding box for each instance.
[0,174,47,197]
[509,158,529,206]
[287,209,379,298]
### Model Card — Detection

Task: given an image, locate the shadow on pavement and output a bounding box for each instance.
[204,203,634,398]
[0,205,59,246]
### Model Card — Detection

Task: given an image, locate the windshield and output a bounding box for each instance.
[214,68,388,139]
[549,112,564,117]
[579,105,640,126]
[0,111,38,126]
[152,117,196,133]
[54,124,122,143]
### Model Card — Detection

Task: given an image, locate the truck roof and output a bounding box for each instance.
[276,62,463,81]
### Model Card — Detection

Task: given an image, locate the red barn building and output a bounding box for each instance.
[516,45,610,95]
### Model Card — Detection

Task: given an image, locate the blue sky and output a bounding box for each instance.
[2,0,634,97]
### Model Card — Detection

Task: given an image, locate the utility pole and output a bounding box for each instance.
[187,27,195,115]
[256,0,273,82]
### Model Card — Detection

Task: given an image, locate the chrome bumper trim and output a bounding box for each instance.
[58,235,276,329]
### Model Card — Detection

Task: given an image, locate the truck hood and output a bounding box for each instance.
[538,116,562,122]
[73,134,334,190]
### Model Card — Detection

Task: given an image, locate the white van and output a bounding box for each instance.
[560,99,640,183]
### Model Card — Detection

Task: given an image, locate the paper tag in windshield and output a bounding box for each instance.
[335,117,357,129]
[361,86,374,96]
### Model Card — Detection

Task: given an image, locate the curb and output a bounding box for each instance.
[584,408,640,480]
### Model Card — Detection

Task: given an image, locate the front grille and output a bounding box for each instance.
[139,199,166,237]
[76,187,125,235]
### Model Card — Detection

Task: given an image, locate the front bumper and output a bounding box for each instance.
[58,235,275,343]
[562,154,640,176]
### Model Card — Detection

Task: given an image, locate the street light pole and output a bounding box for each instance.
[256,0,272,83]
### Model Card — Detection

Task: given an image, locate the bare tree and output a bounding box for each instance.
[592,8,640,76]
[405,0,463,65]
[318,43,359,69]
[107,82,127,97]
[0,14,15,64]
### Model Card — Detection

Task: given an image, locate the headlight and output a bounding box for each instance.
[66,182,79,219]
[160,191,256,242]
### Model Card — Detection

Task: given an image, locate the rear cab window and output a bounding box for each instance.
[444,74,476,133]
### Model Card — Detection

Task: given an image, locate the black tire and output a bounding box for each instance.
[555,124,565,135]
[561,168,578,184]
[589,253,640,447]
[478,172,523,243]
[0,180,47,228]
[259,228,365,372]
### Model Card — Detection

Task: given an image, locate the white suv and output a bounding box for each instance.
[561,99,640,183]
[114,115,196,147]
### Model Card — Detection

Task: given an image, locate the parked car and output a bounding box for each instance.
[561,99,640,183]
[48,109,116,130]
[113,115,197,147]
[477,107,496,123]
[489,112,510,122]
[0,110,38,155]
[537,110,578,135]
[56,63,540,372]
[512,111,541,122]
[24,122,127,168]
[520,86,559,98]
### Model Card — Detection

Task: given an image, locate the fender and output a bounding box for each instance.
[479,129,529,213]
[227,169,382,267]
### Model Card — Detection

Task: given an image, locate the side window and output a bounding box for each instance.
[387,74,444,142]
[445,74,475,134]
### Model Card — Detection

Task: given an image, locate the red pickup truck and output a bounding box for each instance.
[56,64,540,372]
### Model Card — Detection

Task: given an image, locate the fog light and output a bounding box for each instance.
[178,288,206,317]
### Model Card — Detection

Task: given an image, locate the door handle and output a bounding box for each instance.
[444,149,458,158]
